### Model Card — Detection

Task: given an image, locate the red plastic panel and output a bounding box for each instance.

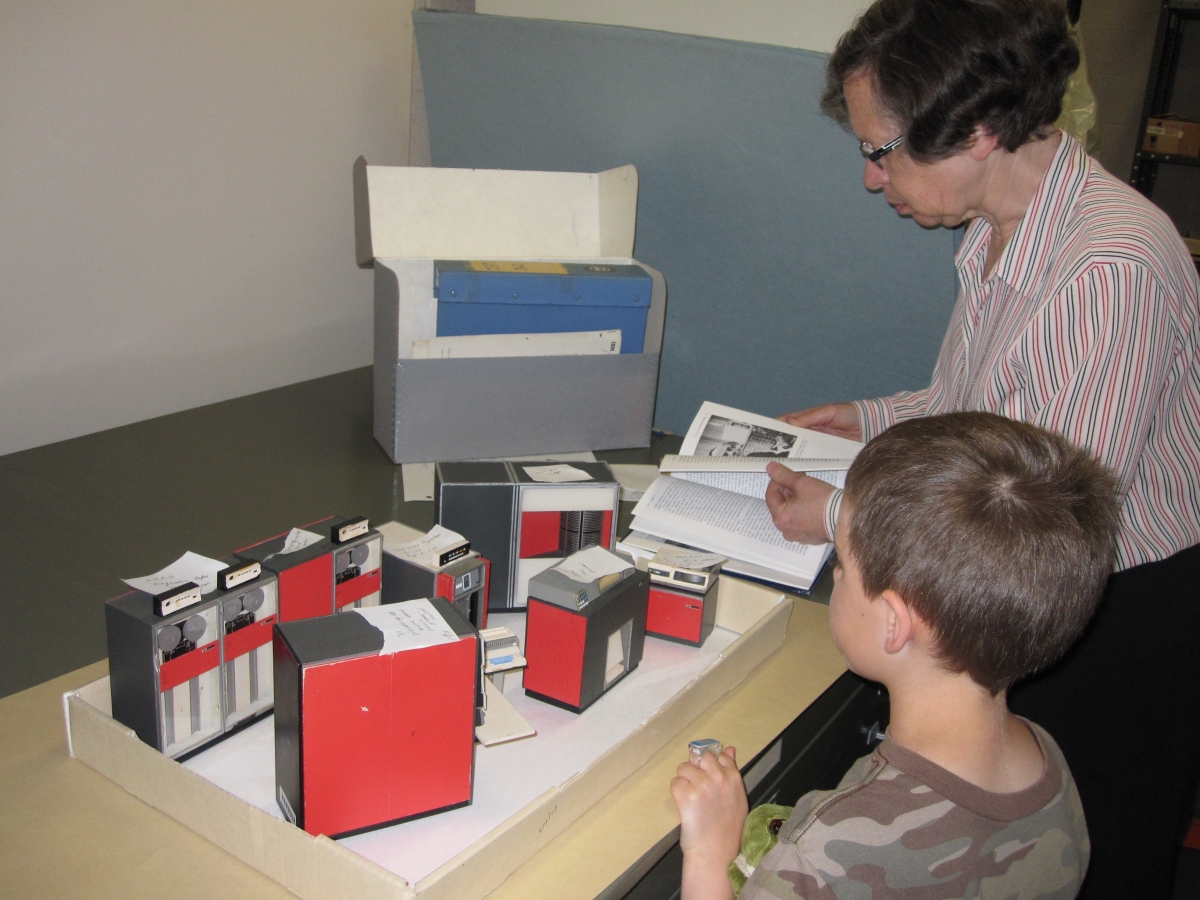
[524,599,587,707]
[301,654,391,837]
[223,615,276,659]
[519,510,562,558]
[646,588,704,644]
[279,555,334,622]
[600,510,614,549]
[388,638,477,821]
[334,568,382,609]
[434,571,455,601]
[158,641,220,693]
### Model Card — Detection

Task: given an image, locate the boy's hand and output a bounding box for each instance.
[671,746,748,900]
[765,465,835,544]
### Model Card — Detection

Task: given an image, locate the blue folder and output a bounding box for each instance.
[434,261,652,354]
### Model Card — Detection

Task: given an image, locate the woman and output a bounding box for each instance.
[766,2,1200,897]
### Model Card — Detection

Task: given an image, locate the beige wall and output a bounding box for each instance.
[476,0,870,53]
[0,0,415,456]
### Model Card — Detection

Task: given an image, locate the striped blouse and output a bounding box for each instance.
[838,133,1200,571]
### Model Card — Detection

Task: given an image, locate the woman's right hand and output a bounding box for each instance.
[778,402,862,442]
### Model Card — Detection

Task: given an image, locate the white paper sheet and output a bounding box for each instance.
[181,612,741,885]
[412,329,621,359]
[402,462,437,502]
[522,464,593,483]
[121,551,229,596]
[278,528,323,555]
[353,600,459,655]
[553,545,633,583]
[609,463,660,501]
[401,451,598,502]
[475,679,536,746]
[387,524,468,567]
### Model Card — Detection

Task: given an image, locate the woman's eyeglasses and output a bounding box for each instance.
[861,134,904,165]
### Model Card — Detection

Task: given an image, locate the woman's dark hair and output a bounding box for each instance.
[822,0,1080,162]
[842,412,1120,695]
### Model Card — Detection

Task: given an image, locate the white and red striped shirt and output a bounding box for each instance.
[844,133,1200,571]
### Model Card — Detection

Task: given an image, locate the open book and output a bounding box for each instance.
[630,403,864,591]
[661,401,863,498]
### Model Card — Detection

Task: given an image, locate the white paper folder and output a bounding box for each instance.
[355,159,665,464]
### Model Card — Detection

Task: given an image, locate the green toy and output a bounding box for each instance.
[728,803,794,894]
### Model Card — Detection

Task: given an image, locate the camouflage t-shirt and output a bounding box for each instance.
[740,720,1088,899]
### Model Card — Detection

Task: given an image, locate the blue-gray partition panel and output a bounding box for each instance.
[413,11,958,435]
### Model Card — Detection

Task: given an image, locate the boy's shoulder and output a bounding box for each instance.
[740,721,1088,900]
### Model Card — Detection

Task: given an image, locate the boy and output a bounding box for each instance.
[672,412,1120,900]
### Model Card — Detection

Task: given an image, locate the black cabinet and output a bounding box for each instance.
[606,671,890,900]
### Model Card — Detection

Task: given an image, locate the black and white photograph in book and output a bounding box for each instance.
[694,416,797,458]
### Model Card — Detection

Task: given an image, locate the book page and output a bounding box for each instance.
[674,469,846,500]
[631,476,827,578]
[661,454,854,473]
[678,401,862,463]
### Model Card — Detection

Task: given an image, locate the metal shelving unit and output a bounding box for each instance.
[1130,2,1200,206]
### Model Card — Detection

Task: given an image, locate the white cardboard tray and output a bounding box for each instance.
[65,577,790,900]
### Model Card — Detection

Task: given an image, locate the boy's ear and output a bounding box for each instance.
[879,589,916,654]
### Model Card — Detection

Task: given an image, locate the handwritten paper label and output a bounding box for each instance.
[123,551,229,596]
[653,549,726,570]
[354,600,459,655]
[523,464,594,483]
[278,528,323,555]
[388,524,468,566]
[553,545,633,584]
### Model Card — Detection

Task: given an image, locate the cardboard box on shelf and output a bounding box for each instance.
[1143,116,1200,157]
